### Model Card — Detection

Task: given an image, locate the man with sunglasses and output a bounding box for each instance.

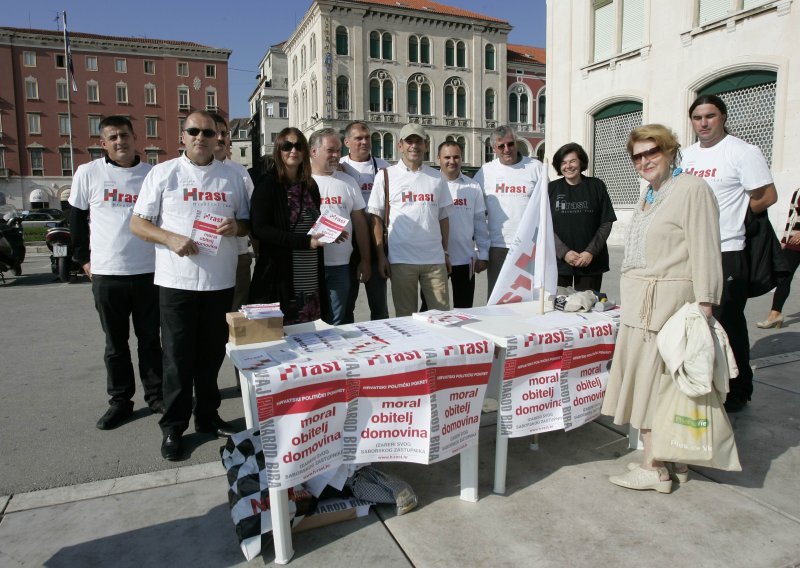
[131,110,250,460]
[475,125,545,296]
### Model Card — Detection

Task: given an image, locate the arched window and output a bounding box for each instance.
[485,88,495,121]
[407,74,431,116]
[336,75,350,110]
[485,44,496,71]
[537,91,546,130]
[484,137,494,162]
[336,26,349,55]
[409,36,419,63]
[300,46,306,72]
[445,134,466,158]
[310,34,317,63]
[369,70,394,113]
[445,39,466,67]
[370,31,393,60]
[301,85,308,123]
[420,37,431,64]
[444,77,467,118]
[292,56,297,82]
[408,35,431,64]
[371,132,394,160]
[310,77,318,116]
[293,94,299,122]
[592,100,643,206]
[509,84,530,124]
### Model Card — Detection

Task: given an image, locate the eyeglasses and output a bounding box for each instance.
[496,141,515,150]
[631,147,662,164]
[183,127,217,138]
[280,141,303,152]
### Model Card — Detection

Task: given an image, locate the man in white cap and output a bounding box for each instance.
[367,123,452,316]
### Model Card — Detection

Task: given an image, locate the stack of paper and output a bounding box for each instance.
[412,310,477,326]
[239,303,283,320]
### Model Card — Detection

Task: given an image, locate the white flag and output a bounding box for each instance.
[487,162,557,305]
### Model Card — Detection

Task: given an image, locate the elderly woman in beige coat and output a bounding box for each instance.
[601,124,722,493]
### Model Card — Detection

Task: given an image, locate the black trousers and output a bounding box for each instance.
[158,286,234,435]
[557,274,604,293]
[715,250,752,401]
[92,274,162,406]
[420,264,474,310]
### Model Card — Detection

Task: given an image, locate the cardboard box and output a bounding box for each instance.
[292,497,372,533]
[226,312,284,345]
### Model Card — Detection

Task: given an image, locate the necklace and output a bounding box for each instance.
[645,167,682,204]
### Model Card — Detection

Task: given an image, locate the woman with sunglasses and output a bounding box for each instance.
[248,127,330,324]
[601,124,722,493]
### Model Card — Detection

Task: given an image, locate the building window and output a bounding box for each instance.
[279,102,288,118]
[205,64,216,78]
[116,82,128,104]
[369,71,394,113]
[271,132,279,143]
[88,148,103,160]
[145,83,157,105]
[485,88,495,120]
[60,149,73,176]
[592,0,644,62]
[336,76,350,110]
[445,134,467,158]
[240,147,246,158]
[87,81,99,102]
[292,57,298,83]
[409,36,419,63]
[206,88,217,111]
[509,85,530,124]
[55,54,66,68]
[696,0,765,25]
[444,77,466,118]
[23,51,36,66]
[177,62,189,76]
[144,60,155,74]
[310,79,318,116]
[0,148,5,171]
[266,102,274,117]
[336,26,349,55]
[485,44,496,71]
[301,46,307,72]
[592,100,643,206]
[537,92,546,129]
[371,132,394,160]
[146,117,158,138]
[407,74,431,115]
[484,138,494,162]
[25,77,39,100]
[178,117,186,142]
[86,56,98,71]
[446,39,466,68]
[27,113,41,135]
[238,129,247,139]
[88,115,101,136]
[408,36,431,64]
[59,114,70,136]
[57,79,69,101]
[30,149,44,176]
[369,31,393,60]
[310,34,317,63]
[178,86,190,110]
[115,58,127,73]
[146,151,159,166]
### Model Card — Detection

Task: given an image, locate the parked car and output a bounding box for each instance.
[20,211,64,229]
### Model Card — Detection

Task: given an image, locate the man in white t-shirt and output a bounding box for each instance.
[368,123,452,317]
[682,94,778,413]
[340,121,390,321]
[475,124,544,297]
[131,110,250,460]
[69,115,163,431]
[309,128,371,325]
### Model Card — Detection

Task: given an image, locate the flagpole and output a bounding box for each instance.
[61,12,75,175]
[538,158,549,315]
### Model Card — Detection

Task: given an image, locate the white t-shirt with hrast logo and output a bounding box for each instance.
[475,156,544,248]
[367,162,452,265]
[133,155,250,291]
[313,170,366,266]
[68,158,155,275]
[221,158,254,255]
[446,174,490,266]
[339,154,389,205]
[681,135,773,252]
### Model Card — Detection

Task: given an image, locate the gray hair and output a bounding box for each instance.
[491,125,516,146]
[308,127,339,150]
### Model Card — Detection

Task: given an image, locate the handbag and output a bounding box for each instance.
[781,189,800,252]
[744,209,791,298]
[651,373,741,471]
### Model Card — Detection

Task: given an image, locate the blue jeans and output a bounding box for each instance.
[345,259,389,322]
[325,264,351,325]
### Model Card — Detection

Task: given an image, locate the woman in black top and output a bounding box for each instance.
[249,127,330,324]
[548,142,617,292]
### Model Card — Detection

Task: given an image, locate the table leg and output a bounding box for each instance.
[492,348,508,495]
[270,488,295,564]
[459,445,479,502]
[240,369,254,428]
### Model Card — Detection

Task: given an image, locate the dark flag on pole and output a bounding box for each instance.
[63,12,77,91]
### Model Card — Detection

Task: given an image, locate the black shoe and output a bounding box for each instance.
[161,433,183,460]
[194,415,237,438]
[96,403,134,430]
[149,399,165,414]
[724,396,749,413]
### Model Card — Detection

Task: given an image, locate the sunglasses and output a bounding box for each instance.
[496,141,515,150]
[631,147,662,163]
[184,127,217,138]
[280,141,303,152]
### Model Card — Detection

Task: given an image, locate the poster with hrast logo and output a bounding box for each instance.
[254,360,347,490]
[559,321,618,431]
[190,211,224,255]
[499,331,566,437]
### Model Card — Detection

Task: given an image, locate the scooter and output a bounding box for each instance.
[0,208,26,283]
[46,222,82,283]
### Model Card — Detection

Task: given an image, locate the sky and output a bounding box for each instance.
[2,0,546,118]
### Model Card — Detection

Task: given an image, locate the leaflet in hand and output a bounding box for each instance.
[308,211,349,243]
[412,310,477,326]
[191,211,225,255]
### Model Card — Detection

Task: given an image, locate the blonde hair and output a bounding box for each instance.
[627,124,681,166]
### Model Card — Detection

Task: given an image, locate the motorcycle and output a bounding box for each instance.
[0,209,26,283]
[46,222,83,283]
